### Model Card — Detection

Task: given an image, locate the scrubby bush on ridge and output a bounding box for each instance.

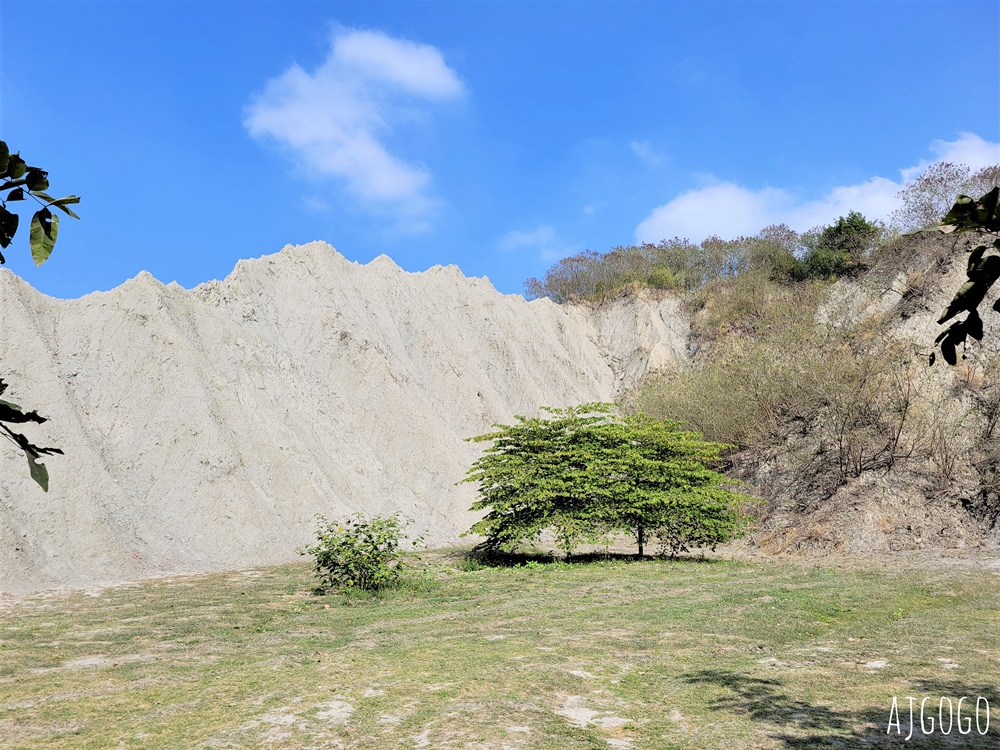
[523,213,890,305]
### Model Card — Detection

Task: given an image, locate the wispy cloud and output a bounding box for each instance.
[244,26,465,230]
[498,225,575,262]
[635,133,1000,243]
[629,140,666,167]
[902,131,1000,181]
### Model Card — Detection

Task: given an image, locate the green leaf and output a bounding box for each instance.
[0,141,7,174]
[0,399,47,424]
[0,206,19,250]
[47,195,81,220]
[978,186,1000,224]
[0,178,27,192]
[937,285,969,324]
[938,255,1000,324]
[25,169,49,192]
[29,208,58,266]
[4,154,26,180]
[6,187,24,201]
[27,453,50,492]
[968,252,1000,283]
[968,244,988,274]
[31,193,81,219]
[967,310,984,341]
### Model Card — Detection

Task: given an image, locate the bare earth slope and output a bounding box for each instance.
[0,242,688,594]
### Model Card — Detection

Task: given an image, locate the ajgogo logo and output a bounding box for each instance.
[887,696,991,740]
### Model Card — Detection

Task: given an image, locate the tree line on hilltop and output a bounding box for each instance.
[524,162,1000,305]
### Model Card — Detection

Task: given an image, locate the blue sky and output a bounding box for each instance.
[2,0,998,299]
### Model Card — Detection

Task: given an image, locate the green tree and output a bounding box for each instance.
[797,211,881,279]
[930,186,1000,366]
[0,139,80,490]
[460,403,755,557]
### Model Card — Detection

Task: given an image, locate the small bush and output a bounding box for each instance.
[300,512,418,593]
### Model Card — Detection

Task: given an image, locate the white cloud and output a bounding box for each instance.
[498,225,574,262]
[902,132,1000,182]
[629,140,666,167]
[635,133,1000,244]
[333,29,465,100]
[244,26,465,227]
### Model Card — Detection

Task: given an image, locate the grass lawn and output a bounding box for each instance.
[0,551,997,749]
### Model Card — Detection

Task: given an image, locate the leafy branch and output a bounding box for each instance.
[928,187,1000,366]
[0,139,78,490]
[0,140,80,266]
[0,379,64,491]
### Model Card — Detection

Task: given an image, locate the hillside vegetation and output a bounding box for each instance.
[526,164,1000,555]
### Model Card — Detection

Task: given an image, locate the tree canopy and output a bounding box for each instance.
[0,139,79,490]
[461,403,756,557]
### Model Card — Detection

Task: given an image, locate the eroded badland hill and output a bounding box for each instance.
[2,233,998,594]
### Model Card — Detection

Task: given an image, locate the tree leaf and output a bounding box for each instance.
[967,244,988,274]
[938,280,979,324]
[6,187,24,201]
[978,186,1000,226]
[0,399,47,424]
[27,452,50,492]
[0,140,7,174]
[25,169,49,192]
[29,208,58,266]
[0,206,19,250]
[968,252,1000,283]
[967,310,984,341]
[47,195,81,220]
[0,422,63,492]
[4,154,26,180]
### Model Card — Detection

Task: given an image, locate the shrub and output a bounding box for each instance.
[647,266,679,290]
[523,226,813,303]
[792,212,884,280]
[300,512,417,593]
[636,295,942,504]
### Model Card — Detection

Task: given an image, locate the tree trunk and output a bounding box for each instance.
[637,524,644,558]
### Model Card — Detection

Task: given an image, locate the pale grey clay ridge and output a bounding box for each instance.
[0,242,689,594]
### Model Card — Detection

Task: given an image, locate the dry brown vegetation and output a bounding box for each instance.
[626,229,1000,555]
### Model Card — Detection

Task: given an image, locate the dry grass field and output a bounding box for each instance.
[1,550,998,749]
